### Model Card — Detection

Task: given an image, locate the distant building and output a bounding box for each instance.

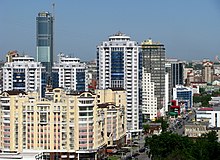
[97,32,141,135]
[184,67,194,85]
[2,55,46,97]
[213,62,220,75]
[52,53,88,92]
[6,50,19,62]
[86,60,97,91]
[0,61,5,93]
[0,88,127,160]
[36,12,54,74]
[202,59,213,84]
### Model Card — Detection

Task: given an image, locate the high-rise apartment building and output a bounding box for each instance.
[0,88,126,160]
[52,53,88,92]
[141,39,165,115]
[97,32,141,135]
[202,59,213,84]
[2,55,46,97]
[36,12,54,74]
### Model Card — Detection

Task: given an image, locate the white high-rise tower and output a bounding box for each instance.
[97,32,141,135]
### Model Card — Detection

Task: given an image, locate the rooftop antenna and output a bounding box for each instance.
[52,3,55,62]
[52,3,55,19]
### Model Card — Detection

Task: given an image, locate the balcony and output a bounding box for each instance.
[39,120,47,125]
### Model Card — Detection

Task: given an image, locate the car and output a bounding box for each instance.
[132,152,140,157]
[133,141,139,144]
[128,144,138,147]
[139,147,145,153]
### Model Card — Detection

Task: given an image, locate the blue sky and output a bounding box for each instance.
[0,0,220,61]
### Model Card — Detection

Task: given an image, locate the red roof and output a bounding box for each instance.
[198,107,213,111]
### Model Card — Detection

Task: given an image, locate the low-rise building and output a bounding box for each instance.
[184,122,208,138]
[196,108,220,128]
[173,85,193,109]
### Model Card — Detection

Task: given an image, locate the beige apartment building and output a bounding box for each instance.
[0,88,126,160]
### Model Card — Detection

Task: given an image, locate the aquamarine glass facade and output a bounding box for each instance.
[36,12,54,74]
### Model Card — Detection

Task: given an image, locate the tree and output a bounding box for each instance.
[165,149,195,160]
[154,117,169,132]
[146,132,194,160]
[145,131,220,160]
[143,124,150,134]
[193,94,211,107]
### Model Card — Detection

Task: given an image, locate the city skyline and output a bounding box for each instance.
[1,0,220,61]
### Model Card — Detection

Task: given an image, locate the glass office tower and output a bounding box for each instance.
[36,12,54,74]
[141,38,166,111]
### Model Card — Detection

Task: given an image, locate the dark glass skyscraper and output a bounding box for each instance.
[142,38,166,110]
[36,12,54,74]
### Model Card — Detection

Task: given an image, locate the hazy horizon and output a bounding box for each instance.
[1,0,220,62]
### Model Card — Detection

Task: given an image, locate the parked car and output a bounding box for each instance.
[139,147,145,153]
[133,141,139,144]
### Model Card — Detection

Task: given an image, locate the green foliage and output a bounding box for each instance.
[185,63,193,68]
[212,90,220,97]
[145,131,220,160]
[193,94,211,107]
[108,155,120,160]
[143,124,150,133]
[199,88,205,94]
[194,89,220,107]
[154,117,169,132]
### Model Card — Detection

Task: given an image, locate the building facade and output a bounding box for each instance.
[184,123,208,138]
[2,55,46,97]
[167,59,184,88]
[85,60,97,91]
[0,88,126,160]
[97,32,141,135]
[36,12,54,74]
[173,85,193,109]
[141,39,166,113]
[52,53,88,92]
[202,59,214,84]
[142,71,157,121]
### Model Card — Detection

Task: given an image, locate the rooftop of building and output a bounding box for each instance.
[108,32,131,41]
[141,38,163,46]
[97,102,116,108]
[107,87,125,91]
[198,107,214,111]
[2,90,27,96]
[38,11,52,17]
[12,55,35,62]
[185,121,209,127]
